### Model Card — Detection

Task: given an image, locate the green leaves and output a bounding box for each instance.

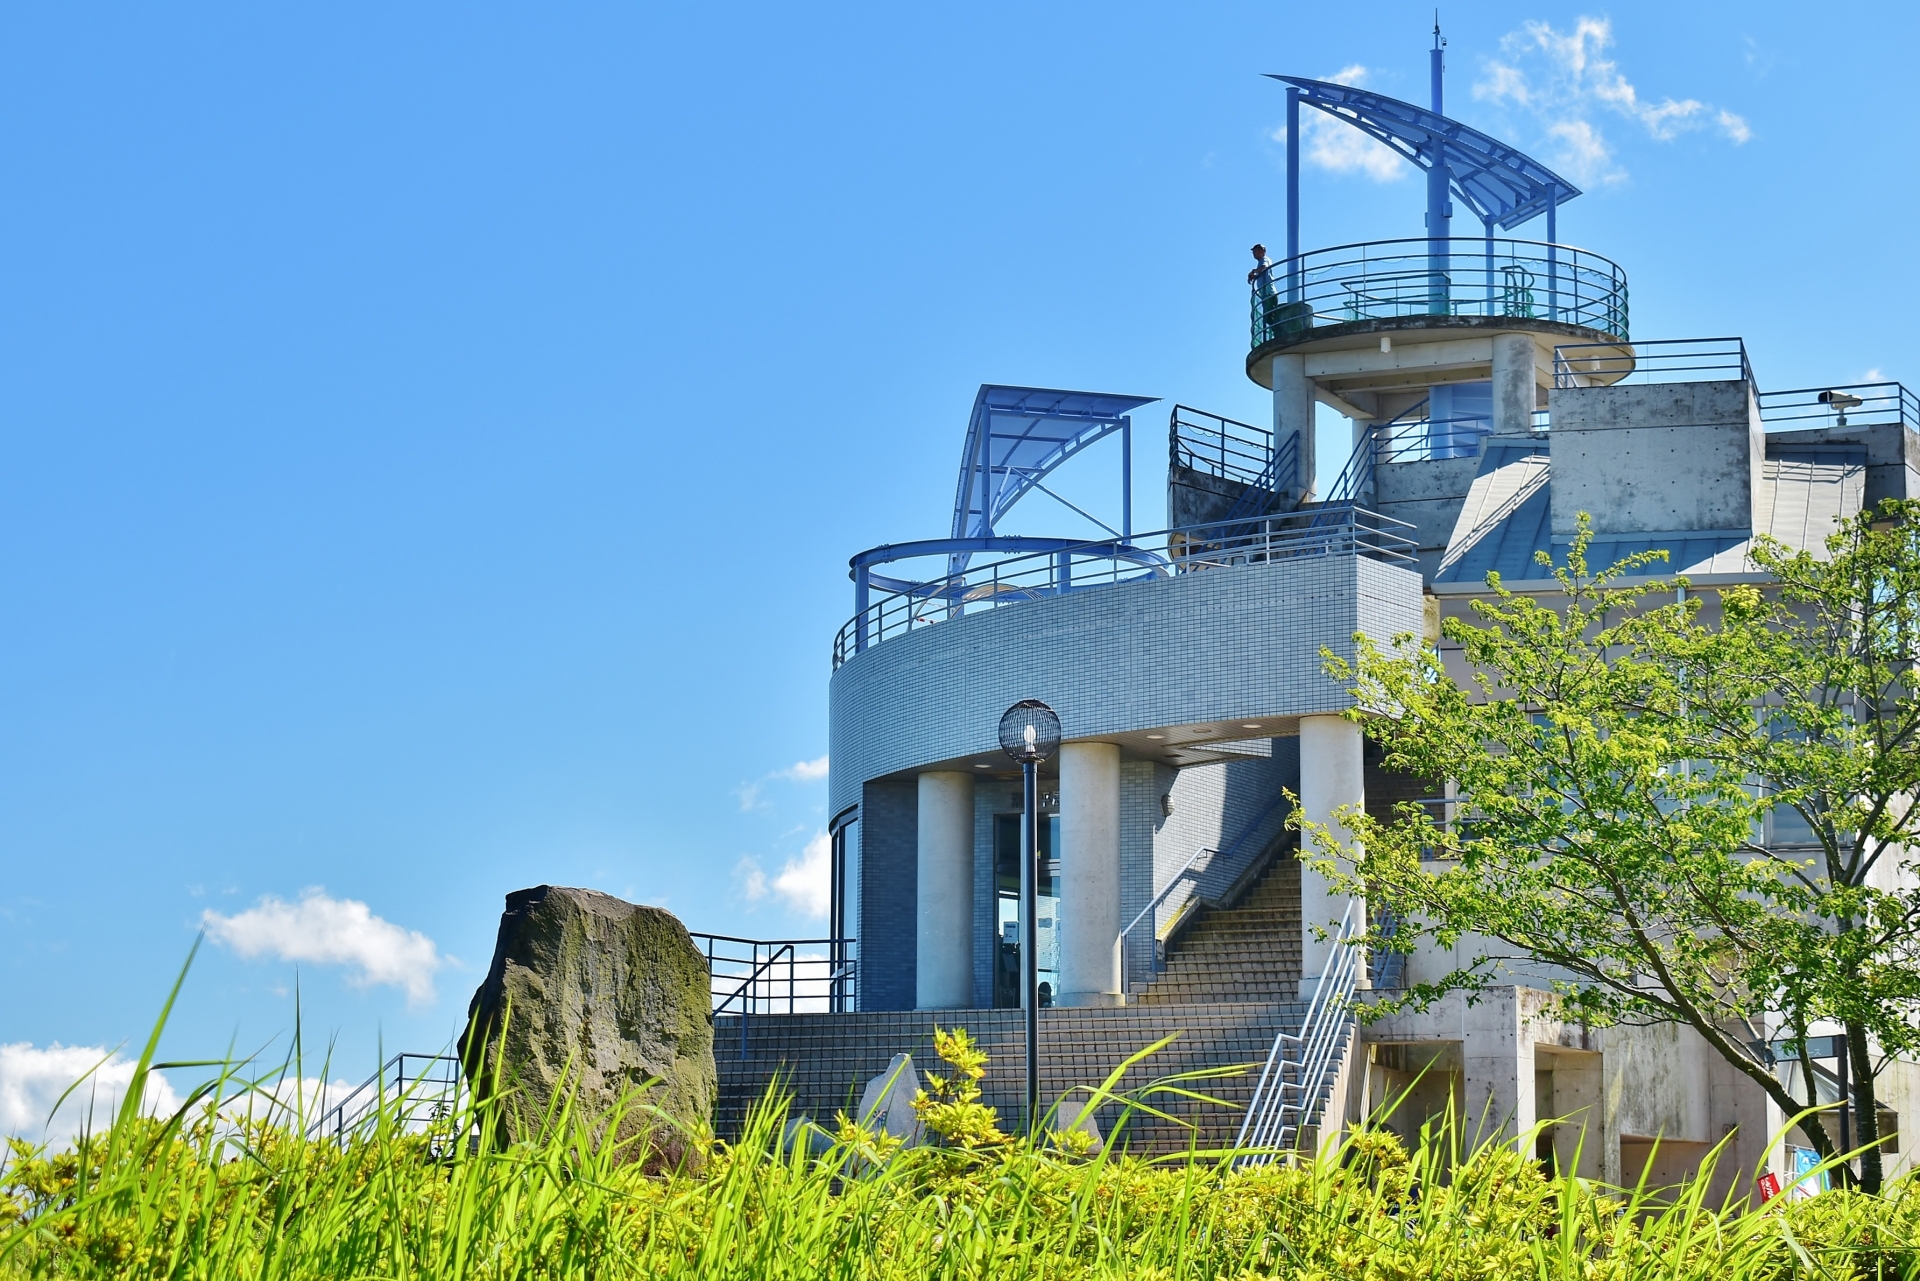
[1318,506,1920,1189]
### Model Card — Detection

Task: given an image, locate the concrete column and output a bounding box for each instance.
[1490,332,1536,435]
[915,772,974,1009]
[1462,987,1536,1154]
[1272,353,1315,501]
[1058,741,1123,1007]
[1298,714,1365,994]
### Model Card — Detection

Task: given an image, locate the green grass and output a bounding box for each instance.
[4,962,1918,1279]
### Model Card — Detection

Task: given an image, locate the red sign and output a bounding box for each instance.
[1756,1172,1783,1203]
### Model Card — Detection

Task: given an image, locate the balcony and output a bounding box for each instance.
[1251,237,1629,350]
[833,507,1416,668]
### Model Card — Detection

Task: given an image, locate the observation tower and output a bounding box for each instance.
[714,29,1920,1185]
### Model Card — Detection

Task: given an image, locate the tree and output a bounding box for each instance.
[1314,504,1920,1193]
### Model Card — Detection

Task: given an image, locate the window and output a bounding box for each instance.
[992,812,1060,1008]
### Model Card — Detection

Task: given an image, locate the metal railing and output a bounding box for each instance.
[1120,793,1290,979]
[1554,336,1751,388]
[1168,404,1302,520]
[1758,382,1917,430]
[1234,899,1362,1163]
[1251,237,1628,349]
[1170,404,1274,487]
[692,933,859,1058]
[691,933,856,1015]
[306,1052,465,1144]
[833,509,1417,667]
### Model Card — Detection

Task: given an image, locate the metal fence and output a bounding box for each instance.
[833,509,1418,668]
[306,1052,465,1145]
[1758,382,1917,430]
[1252,237,1628,349]
[1554,336,1751,388]
[1170,404,1275,487]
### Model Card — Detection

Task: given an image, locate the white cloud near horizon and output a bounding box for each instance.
[1271,65,1410,184]
[201,890,443,1006]
[736,830,831,920]
[0,1043,182,1149]
[1474,17,1749,186]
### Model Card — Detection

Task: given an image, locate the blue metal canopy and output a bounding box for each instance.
[1267,74,1579,231]
[949,385,1158,552]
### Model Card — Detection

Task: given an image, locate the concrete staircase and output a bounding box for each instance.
[1132,855,1302,1005]
[714,1001,1305,1156]
[712,861,1322,1156]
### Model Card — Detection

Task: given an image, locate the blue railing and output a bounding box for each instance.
[834,509,1418,667]
[1252,237,1628,349]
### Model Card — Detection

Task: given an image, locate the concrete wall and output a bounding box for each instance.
[1374,453,1484,582]
[1548,379,1763,536]
[828,553,1423,817]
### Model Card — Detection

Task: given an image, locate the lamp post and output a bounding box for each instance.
[999,698,1061,1136]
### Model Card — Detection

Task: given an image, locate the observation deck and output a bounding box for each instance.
[1247,236,1629,377]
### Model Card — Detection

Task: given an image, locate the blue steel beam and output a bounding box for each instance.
[1265,74,1580,233]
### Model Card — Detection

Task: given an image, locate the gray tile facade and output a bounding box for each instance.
[828,552,1425,816]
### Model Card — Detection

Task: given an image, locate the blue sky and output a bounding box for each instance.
[3,0,1915,1133]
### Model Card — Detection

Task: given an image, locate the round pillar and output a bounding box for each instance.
[915,771,975,1009]
[1491,332,1537,436]
[1057,741,1123,1007]
[1298,714,1366,994]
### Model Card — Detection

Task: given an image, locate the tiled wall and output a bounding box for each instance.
[857,779,917,1012]
[828,552,1424,816]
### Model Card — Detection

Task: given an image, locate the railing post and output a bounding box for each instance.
[853,565,869,654]
[1545,190,1559,322]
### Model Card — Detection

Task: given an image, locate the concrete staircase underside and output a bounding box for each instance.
[1133,855,1303,1005]
[715,1001,1304,1156]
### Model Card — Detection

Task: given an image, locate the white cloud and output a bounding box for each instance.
[736,753,828,810]
[778,755,830,783]
[735,856,769,904]
[732,831,831,921]
[1273,64,1410,184]
[0,1043,181,1149]
[202,890,443,1006]
[772,832,832,920]
[1473,17,1750,185]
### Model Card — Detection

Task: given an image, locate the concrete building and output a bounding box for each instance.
[718,54,1920,1197]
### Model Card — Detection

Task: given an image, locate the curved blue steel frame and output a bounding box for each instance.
[949,385,1159,576]
[1267,75,1580,231]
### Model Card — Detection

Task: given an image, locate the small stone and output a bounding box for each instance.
[460,885,715,1172]
[855,1052,924,1145]
[1054,1098,1104,1153]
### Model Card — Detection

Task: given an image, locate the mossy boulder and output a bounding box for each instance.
[460,885,714,1169]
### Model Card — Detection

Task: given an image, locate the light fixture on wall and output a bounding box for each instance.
[999,698,1060,1135]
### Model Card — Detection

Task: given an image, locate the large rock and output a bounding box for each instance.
[460,885,715,1169]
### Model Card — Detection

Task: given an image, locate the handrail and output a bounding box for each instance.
[1120,792,1291,968]
[712,943,793,1059]
[1758,382,1917,430]
[834,509,1418,668]
[306,1052,464,1143]
[1553,336,1750,389]
[1120,845,1215,943]
[1233,899,1362,1163]
[1251,237,1628,349]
